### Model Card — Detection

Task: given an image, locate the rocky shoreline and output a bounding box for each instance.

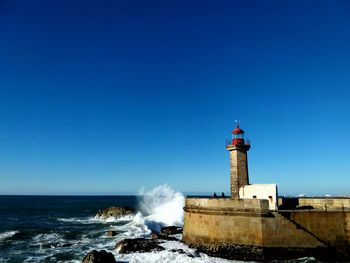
[82,206,189,263]
[83,226,197,263]
[185,242,345,262]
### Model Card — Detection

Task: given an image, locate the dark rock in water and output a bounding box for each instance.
[82,250,115,263]
[95,206,134,219]
[106,230,117,237]
[116,238,165,253]
[151,232,179,241]
[149,226,182,241]
[169,248,200,258]
[188,242,345,262]
[160,226,183,236]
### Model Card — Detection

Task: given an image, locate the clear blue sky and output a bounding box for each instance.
[1,1,350,195]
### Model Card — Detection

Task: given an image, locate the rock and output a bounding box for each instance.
[149,226,183,241]
[106,230,117,237]
[95,206,134,219]
[151,232,158,240]
[160,226,183,236]
[151,232,179,241]
[169,249,200,258]
[115,238,165,253]
[82,250,115,263]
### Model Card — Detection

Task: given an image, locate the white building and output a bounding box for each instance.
[239,184,278,210]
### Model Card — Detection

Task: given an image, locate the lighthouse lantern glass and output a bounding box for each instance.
[234,133,244,139]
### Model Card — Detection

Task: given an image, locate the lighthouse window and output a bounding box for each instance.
[253,195,257,199]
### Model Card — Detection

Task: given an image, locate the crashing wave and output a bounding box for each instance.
[137,184,185,233]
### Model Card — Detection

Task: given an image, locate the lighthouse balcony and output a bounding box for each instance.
[226,138,250,147]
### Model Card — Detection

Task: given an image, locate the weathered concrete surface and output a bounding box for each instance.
[278,197,350,210]
[185,197,269,213]
[183,197,350,261]
[292,211,350,255]
[298,198,350,210]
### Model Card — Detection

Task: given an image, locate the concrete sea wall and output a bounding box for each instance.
[183,198,267,247]
[183,197,350,261]
[292,211,350,252]
[278,197,350,210]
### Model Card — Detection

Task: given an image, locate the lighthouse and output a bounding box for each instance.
[226,121,250,198]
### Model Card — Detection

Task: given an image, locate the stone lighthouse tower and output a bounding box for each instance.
[226,121,250,198]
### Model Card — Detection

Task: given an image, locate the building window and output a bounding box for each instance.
[253,195,257,199]
[268,196,272,199]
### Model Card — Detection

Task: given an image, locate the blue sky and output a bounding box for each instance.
[0,1,350,195]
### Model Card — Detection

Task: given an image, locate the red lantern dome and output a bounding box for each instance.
[226,121,250,148]
[232,126,244,135]
[232,121,245,146]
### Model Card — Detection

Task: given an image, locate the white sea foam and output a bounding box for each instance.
[137,184,185,232]
[93,213,136,223]
[32,233,67,250]
[105,214,135,222]
[58,217,98,224]
[58,214,135,225]
[113,249,242,263]
[0,230,18,241]
[33,233,62,242]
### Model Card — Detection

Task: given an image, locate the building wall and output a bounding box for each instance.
[278,197,350,210]
[183,198,323,248]
[183,198,350,256]
[292,211,350,252]
[298,198,350,210]
[183,198,268,247]
[239,184,278,210]
[183,210,264,246]
[260,212,322,248]
[184,197,268,212]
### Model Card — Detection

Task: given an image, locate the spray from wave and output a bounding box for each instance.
[132,184,185,233]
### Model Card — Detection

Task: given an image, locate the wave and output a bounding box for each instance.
[0,230,18,241]
[32,233,64,243]
[137,184,185,232]
[58,217,100,224]
[110,186,245,262]
[57,185,183,233]
[93,185,186,241]
[114,244,240,263]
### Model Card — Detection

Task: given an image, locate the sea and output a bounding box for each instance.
[0,185,317,263]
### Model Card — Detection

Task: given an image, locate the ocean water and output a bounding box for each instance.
[0,185,244,263]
